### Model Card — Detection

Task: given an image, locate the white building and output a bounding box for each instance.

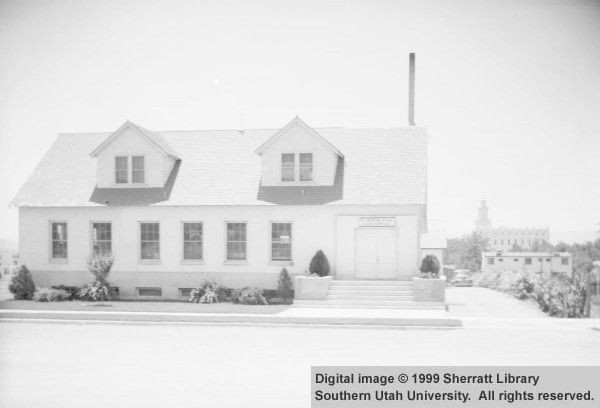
[475,200,550,251]
[12,117,429,299]
[482,251,572,276]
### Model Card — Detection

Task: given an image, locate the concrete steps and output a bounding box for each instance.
[294,279,445,311]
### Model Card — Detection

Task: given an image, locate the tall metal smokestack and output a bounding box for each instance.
[408,52,416,126]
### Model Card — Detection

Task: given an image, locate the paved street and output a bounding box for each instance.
[1,320,599,408]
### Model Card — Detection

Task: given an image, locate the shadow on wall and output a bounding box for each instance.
[257,157,344,205]
[89,160,181,206]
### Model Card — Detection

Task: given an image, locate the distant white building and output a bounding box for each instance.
[475,200,549,251]
[482,251,572,276]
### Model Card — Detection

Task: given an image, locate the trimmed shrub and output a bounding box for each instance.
[9,265,36,300]
[189,280,227,304]
[231,287,268,305]
[309,250,330,277]
[51,285,80,300]
[34,287,71,302]
[78,254,116,301]
[419,255,440,278]
[277,268,294,301]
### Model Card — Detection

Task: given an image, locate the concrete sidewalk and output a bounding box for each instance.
[0,308,463,329]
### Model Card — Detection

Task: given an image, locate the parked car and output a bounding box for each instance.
[452,269,473,287]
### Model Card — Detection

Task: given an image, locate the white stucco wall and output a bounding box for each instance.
[96,126,174,188]
[259,121,338,186]
[19,204,424,299]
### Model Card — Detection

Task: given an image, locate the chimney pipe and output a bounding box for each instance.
[408,52,416,126]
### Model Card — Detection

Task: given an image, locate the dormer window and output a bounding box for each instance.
[281,153,295,181]
[132,156,145,183]
[299,153,313,181]
[115,156,128,183]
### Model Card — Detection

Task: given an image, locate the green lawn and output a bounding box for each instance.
[0,299,291,314]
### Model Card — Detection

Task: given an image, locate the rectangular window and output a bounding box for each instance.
[179,288,194,299]
[561,258,569,265]
[487,258,494,265]
[115,156,128,183]
[51,222,68,259]
[271,222,292,261]
[525,258,532,265]
[183,222,203,260]
[92,222,112,255]
[514,258,519,262]
[140,222,160,260]
[545,258,551,262]
[498,258,504,262]
[132,156,145,183]
[299,153,313,181]
[281,153,295,181]
[226,222,247,260]
[136,287,162,297]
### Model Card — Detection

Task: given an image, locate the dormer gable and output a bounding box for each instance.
[255,117,343,187]
[90,121,179,188]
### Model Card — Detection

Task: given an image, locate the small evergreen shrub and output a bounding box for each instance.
[34,288,71,302]
[78,254,116,301]
[189,280,227,304]
[231,287,268,305]
[9,265,36,300]
[277,268,294,301]
[309,250,330,277]
[419,255,440,278]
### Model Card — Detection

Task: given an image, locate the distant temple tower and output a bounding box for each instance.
[475,200,492,232]
[474,200,550,251]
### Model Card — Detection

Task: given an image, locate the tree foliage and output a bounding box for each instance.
[9,265,36,300]
[78,254,116,302]
[277,268,294,300]
[445,232,489,272]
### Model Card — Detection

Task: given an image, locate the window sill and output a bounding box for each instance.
[180,260,204,265]
[224,260,248,265]
[138,260,161,265]
[49,258,68,264]
[269,260,293,266]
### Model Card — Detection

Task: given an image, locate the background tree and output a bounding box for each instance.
[511,242,524,252]
[444,232,489,272]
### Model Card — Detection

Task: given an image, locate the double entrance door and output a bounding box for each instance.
[355,227,398,279]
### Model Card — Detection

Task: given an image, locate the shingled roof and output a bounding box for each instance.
[11,124,427,207]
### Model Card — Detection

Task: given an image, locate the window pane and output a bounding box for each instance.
[227,242,246,260]
[132,156,144,183]
[141,242,160,259]
[226,223,246,260]
[184,242,203,260]
[51,223,68,258]
[52,223,67,240]
[271,223,292,260]
[299,153,313,181]
[183,223,203,260]
[52,241,67,258]
[140,223,160,260]
[281,153,295,181]
[115,156,128,183]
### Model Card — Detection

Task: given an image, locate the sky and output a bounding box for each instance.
[1,0,599,246]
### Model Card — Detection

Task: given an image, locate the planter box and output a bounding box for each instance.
[294,276,332,300]
[412,276,446,302]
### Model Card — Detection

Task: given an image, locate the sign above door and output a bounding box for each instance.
[359,217,396,227]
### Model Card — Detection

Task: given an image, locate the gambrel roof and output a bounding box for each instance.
[12,119,427,207]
